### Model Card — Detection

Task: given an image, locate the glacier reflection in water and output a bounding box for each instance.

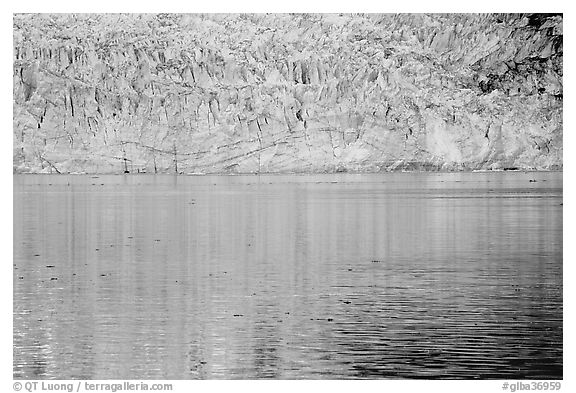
[13,172,562,379]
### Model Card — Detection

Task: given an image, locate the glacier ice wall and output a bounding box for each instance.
[13,13,562,174]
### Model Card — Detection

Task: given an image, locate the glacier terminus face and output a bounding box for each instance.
[13,13,562,174]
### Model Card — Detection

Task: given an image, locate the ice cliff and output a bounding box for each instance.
[13,13,563,174]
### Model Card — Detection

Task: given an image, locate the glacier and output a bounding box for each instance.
[13,13,563,174]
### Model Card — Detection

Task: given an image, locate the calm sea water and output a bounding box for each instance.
[13,172,562,379]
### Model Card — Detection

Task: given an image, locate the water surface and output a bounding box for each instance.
[13,172,563,379]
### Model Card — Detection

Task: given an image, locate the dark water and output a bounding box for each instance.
[13,172,562,379]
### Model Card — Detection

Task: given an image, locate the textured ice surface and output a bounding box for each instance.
[13,13,563,174]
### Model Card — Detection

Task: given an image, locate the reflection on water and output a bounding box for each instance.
[13,172,562,379]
